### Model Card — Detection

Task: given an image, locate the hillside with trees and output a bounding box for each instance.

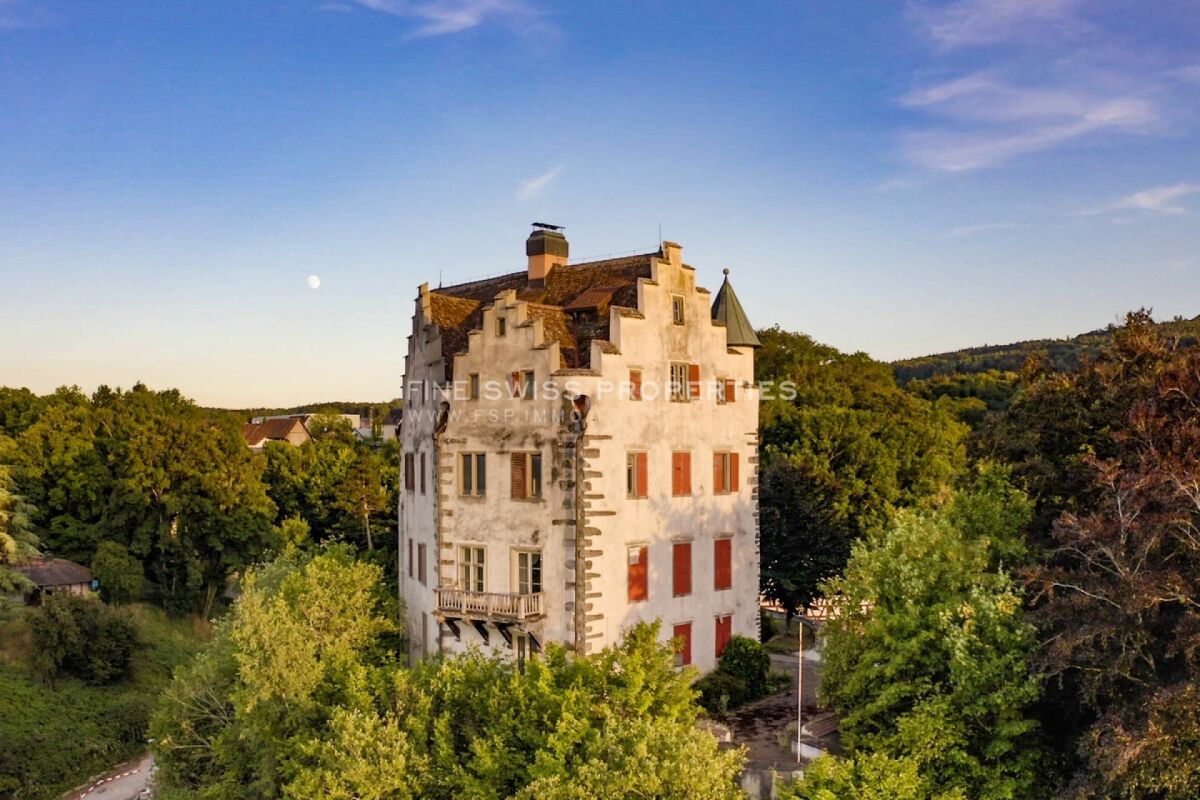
[891,313,1200,384]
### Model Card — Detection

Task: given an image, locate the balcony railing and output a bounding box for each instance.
[436,588,544,622]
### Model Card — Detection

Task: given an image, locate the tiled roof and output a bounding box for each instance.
[14,557,92,587]
[241,418,308,446]
[427,252,658,377]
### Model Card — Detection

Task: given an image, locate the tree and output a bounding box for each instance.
[91,541,143,604]
[781,751,966,800]
[758,456,854,620]
[29,594,140,685]
[1019,314,1200,799]
[152,550,743,800]
[815,473,1043,800]
[333,450,387,551]
[0,461,39,592]
[756,327,967,613]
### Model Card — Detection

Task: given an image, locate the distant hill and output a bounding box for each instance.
[211,399,404,422]
[892,315,1200,384]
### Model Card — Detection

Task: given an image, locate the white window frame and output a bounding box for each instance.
[459,545,486,593]
[460,452,486,496]
[670,362,689,402]
[512,548,543,595]
[671,294,685,325]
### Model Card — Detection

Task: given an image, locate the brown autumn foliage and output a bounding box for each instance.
[1017,312,1200,798]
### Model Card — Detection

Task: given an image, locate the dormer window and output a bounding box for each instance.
[496,317,507,337]
[671,295,685,325]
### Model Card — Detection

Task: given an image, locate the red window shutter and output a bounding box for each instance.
[510,371,521,398]
[688,364,700,399]
[714,539,732,590]
[672,452,690,496]
[673,542,692,597]
[636,452,648,498]
[630,370,642,401]
[730,453,739,491]
[405,454,414,490]
[725,378,736,403]
[628,546,648,602]
[713,453,725,494]
[511,452,527,499]
[716,615,732,657]
[673,622,692,666]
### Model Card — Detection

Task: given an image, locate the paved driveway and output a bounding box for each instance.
[66,754,154,800]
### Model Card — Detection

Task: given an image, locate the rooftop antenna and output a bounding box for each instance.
[438,268,442,289]
[658,223,662,243]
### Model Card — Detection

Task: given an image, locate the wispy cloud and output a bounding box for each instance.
[909,0,1088,49]
[348,0,536,39]
[944,222,1024,238]
[901,74,1156,172]
[898,1,1197,173]
[517,165,563,200]
[1077,183,1200,216]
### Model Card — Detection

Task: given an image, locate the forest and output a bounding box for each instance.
[2,309,1199,798]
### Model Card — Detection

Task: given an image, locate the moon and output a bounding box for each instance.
[307,275,321,290]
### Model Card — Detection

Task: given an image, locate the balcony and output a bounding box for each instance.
[436,588,544,622]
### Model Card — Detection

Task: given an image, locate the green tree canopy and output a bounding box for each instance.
[756,327,968,614]
[811,470,1043,799]
[152,549,743,800]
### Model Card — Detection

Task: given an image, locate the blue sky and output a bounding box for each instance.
[1,0,1198,406]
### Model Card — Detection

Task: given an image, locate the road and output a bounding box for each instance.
[66,754,153,800]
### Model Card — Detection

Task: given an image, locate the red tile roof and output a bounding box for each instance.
[428,252,658,377]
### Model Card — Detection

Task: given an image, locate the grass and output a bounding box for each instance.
[0,601,209,800]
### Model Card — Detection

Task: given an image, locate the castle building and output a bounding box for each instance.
[398,226,761,672]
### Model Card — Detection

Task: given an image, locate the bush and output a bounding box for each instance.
[91,541,144,604]
[718,636,770,698]
[696,636,774,714]
[30,594,139,684]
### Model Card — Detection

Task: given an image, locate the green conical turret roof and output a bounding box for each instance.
[711,269,761,348]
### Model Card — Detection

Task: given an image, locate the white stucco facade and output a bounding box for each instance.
[398,239,759,673]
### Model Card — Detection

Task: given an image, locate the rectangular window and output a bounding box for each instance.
[408,539,413,578]
[671,294,685,325]
[496,316,506,337]
[626,451,648,499]
[671,451,692,497]
[670,362,688,402]
[420,453,427,495]
[509,370,536,400]
[724,378,736,404]
[514,549,542,594]
[469,373,480,400]
[460,453,486,496]
[629,369,642,401]
[404,453,415,491]
[459,545,485,593]
[627,545,648,603]
[417,543,427,586]
[688,364,701,400]
[715,615,733,658]
[514,631,531,668]
[713,451,738,495]
[714,538,732,591]
[673,622,692,667]
[672,542,692,597]
[510,451,542,499]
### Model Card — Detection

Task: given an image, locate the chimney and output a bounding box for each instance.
[527,223,568,284]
